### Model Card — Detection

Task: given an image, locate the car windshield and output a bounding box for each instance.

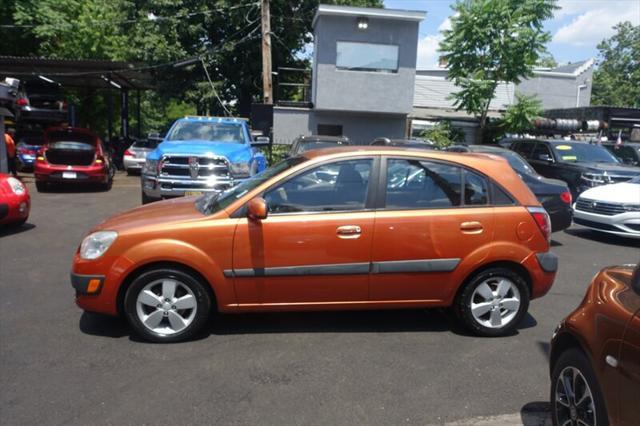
[196,156,307,215]
[297,141,347,153]
[166,121,246,143]
[133,139,159,149]
[551,142,620,163]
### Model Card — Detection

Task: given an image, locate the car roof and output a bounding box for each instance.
[181,116,248,124]
[302,146,511,164]
[297,135,350,143]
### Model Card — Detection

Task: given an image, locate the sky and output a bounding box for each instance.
[383,0,640,69]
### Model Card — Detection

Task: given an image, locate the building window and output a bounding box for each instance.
[317,124,343,136]
[336,41,399,73]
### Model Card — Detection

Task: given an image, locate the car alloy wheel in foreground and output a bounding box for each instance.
[135,279,197,336]
[554,366,596,426]
[470,277,521,329]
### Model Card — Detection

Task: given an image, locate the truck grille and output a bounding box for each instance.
[608,175,634,184]
[160,155,229,179]
[575,198,626,216]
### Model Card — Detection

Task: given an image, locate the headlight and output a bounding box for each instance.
[6,177,26,195]
[229,161,251,178]
[80,231,118,260]
[142,159,159,175]
[580,172,610,186]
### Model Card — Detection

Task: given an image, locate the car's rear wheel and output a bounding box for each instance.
[123,268,212,343]
[454,267,529,337]
[551,348,608,426]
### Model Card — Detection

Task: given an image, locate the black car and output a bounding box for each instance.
[603,142,640,167]
[370,137,438,150]
[287,135,351,157]
[14,79,67,124]
[446,144,573,232]
[510,139,640,197]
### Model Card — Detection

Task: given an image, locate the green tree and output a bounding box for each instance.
[592,22,640,107]
[497,92,541,136]
[536,51,557,68]
[439,0,557,142]
[420,120,465,148]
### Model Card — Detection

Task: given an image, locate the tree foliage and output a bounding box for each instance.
[499,92,542,134]
[439,0,557,138]
[420,120,465,148]
[592,22,640,108]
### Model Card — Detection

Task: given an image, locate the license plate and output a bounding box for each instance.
[62,172,77,179]
[184,191,202,196]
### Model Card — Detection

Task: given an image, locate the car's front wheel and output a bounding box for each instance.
[551,348,608,426]
[123,268,212,343]
[454,267,529,337]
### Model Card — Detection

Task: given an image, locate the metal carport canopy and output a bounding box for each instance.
[0,56,155,90]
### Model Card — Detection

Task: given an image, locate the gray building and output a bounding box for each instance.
[273,4,425,145]
[410,59,595,143]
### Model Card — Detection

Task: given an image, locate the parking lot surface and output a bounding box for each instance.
[1,173,638,425]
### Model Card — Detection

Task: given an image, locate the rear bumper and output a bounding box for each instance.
[35,163,109,183]
[546,205,572,233]
[524,251,558,299]
[17,107,67,123]
[141,174,240,198]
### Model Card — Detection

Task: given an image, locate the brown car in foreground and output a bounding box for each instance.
[550,263,640,425]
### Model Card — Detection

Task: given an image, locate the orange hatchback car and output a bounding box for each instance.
[71,148,557,342]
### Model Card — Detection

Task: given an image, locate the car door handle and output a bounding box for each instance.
[460,221,483,233]
[337,225,362,239]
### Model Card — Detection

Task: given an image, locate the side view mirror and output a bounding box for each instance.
[247,197,268,221]
[538,154,553,162]
[252,136,270,147]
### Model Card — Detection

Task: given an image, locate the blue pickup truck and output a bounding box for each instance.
[141,116,268,204]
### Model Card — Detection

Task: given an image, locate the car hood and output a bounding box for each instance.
[148,140,251,162]
[574,162,640,176]
[93,196,205,233]
[578,182,640,203]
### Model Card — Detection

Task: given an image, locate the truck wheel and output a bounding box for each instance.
[123,268,212,343]
[141,191,158,204]
[454,267,529,337]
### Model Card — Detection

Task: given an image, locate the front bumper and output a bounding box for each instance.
[141,174,241,198]
[70,272,105,296]
[573,208,640,239]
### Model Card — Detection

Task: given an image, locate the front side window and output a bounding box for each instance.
[264,159,372,213]
[336,42,399,73]
[385,159,462,209]
[532,143,553,161]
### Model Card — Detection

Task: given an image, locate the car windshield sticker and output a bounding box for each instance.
[556,145,572,150]
[561,155,577,161]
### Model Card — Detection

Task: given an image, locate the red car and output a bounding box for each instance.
[34,127,114,191]
[0,173,30,227]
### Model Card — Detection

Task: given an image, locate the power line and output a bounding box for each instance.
[0,2,259,29]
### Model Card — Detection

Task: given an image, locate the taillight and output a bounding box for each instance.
[560,191,572,204]
[124,149,134,157]
[95,156,104,164]
[528,207,551,242]
[16,98,29,106]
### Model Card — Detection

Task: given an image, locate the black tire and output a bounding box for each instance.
[141,191,159,204]
[454,267,529,337]
[123,268,212,343]
[551,348,609,426]
[99,178,113,191]
[35,181,48,192]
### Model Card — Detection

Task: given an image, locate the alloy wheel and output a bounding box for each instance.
[555,366,596,426]
[470,277,521,329]
[135,279,197,336]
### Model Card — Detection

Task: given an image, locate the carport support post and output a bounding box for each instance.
[106,81,113,144]
[136,90,141,138]
[120,88,129,139]
[0,118,7,173]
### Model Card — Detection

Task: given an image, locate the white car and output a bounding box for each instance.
[123,138,160,174]
[573,176,640,239]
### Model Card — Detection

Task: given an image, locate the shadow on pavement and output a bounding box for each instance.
[79,311,129,338]
[37,183,108,194]
[564,228,640,248]
[536,340,550,360]
[521,401,551,426]
[0,222,36,237]
[550,239,562,247]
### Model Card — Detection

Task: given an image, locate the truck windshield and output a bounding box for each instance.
[196,156,307,215]
[166,121,246,143]
[551,142,620,163]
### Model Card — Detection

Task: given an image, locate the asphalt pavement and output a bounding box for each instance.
[1,172,638,426]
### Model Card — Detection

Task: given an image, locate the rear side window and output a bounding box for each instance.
[385,159,462,209]
[463,170,488,205]
[491,183,516,205]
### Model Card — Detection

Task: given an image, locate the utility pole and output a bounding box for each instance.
[261,0,273,104]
